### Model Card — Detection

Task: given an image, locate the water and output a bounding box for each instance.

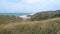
[0,13,34,19]
[0,13,31,16]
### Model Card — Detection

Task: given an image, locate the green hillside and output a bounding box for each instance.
[29,10,60,21]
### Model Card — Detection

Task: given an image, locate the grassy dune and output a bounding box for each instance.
[0,15,23,25]
[29,10,60,21]
[0,17,60,34]
[0,10,60,34]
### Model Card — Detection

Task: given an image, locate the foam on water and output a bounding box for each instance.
[20,14,34,19]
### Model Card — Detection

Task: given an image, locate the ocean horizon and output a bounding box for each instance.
[0,13,32,16]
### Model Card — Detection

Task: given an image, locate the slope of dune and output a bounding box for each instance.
[0,15,23,25]
[29,10,60,21]
[0,17,60,34]
[0,10,60,34]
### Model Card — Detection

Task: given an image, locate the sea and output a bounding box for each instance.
[0,13,31,16]
[0,13,33,18]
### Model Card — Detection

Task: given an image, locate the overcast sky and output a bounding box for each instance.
[0,0,60,13]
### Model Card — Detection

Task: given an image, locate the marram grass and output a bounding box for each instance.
[0,18,60,34]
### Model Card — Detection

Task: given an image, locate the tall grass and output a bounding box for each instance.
[0,18,60,34]
[0,15,23,25]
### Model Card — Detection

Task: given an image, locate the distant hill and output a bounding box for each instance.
[28,10,60,21]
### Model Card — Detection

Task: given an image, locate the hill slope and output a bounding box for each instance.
[0,10,60,34]
[29,10,60,21]
[0,17,60,34]
[0,15,23,25]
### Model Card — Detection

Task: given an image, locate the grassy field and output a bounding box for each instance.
[0,10,60,34]
[0,17,60,34]
[0,15,23,25]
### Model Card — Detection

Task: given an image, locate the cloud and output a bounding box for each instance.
[0,0,60,13]
[22,0,41,4]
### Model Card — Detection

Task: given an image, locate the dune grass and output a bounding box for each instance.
[0,17,60,34]
[0,15,23,25]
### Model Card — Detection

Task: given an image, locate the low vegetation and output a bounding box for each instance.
[29,10,60,21]
[0,15,23,25]
[0,10,60,34]
[0,17,60,34]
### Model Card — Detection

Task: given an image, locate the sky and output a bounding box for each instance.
[0,0,60,13]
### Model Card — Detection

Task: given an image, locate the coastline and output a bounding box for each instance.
[20,14,34,19]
